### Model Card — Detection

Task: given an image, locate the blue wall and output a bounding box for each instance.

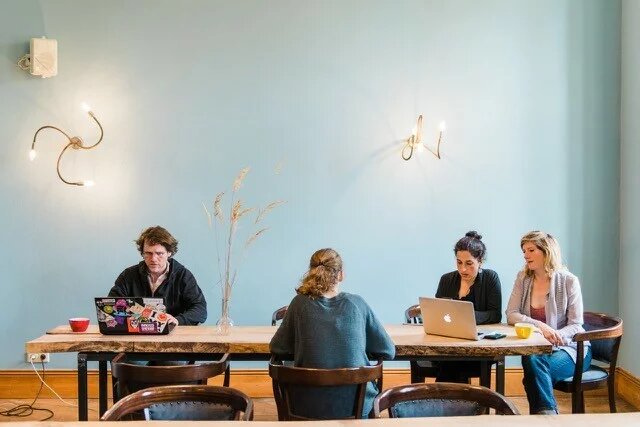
[620,0,639,377]
[0,0,621,369]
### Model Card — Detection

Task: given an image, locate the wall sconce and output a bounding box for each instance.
[401,115,446,161]
[29,103,103,187]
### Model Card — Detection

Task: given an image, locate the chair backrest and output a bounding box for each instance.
[271,305,288,326]
[111,353,230,400]
[373,383,519,418]
[101,385,253,421]
[405,304,422,324]
[269,358,383,420]
[581,312,623,364]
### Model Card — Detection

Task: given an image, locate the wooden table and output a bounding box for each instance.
[26,324,551,421]
[7,413,640,426]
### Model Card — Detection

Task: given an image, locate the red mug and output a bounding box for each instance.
[69,317,90,332]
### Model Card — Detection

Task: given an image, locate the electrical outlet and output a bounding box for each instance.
[26,352,50,363]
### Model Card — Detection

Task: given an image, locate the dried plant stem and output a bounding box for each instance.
[214,192,225,223]
[213,210,224,287]
[204,202,224,287]
[256,200,286,224]
[206,166,284,328]
[245,227,269,248]
[202,203,212,228]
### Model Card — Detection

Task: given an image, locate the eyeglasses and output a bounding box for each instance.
[143,251,169,259]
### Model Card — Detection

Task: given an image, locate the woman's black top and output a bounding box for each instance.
[435,269,502,324]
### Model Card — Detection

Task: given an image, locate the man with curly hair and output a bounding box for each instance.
[108,226,207,325]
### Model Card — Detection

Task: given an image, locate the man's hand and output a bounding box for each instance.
[166,314,179,325]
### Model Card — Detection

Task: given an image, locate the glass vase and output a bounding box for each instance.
[216,296,233,335]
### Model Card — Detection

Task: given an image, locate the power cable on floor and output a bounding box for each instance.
[0,360,54,421]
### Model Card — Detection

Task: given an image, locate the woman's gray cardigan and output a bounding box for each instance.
[505,269,588,362]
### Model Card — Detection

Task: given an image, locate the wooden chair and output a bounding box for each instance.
[269,358,383,420]
[373,382,519,418]
[406,304,504,393]
[553,312,623,413]
[405,305,439,382]
[101,385,253,421]
[111,352,231,403]
[271,305,288,326]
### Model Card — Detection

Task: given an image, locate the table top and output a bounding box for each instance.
[7,413,640,426]
[26,324,551,357]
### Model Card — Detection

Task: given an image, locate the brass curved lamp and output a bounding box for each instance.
[401,115,446,161]
[30,103,103,186]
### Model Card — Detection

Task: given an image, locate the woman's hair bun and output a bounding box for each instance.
[465,231,482,240]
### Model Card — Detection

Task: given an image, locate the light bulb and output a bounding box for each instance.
[82,180,95,187]
[29,149,37,161]
[81,102,91,113]
[439,121,447,132]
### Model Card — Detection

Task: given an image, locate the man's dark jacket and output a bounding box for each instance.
[108,258,207,325]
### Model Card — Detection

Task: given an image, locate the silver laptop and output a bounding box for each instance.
[419,297,484,341]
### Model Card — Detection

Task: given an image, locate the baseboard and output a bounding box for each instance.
[0,366,632,403]
[617,367,640,409]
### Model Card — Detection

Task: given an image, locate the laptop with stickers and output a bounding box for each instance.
[94,297,174,335]
[419,297,484,341]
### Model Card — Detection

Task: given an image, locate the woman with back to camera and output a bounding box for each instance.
[506,231,590,415]
[434,231,502,383]
[270,248,395,419]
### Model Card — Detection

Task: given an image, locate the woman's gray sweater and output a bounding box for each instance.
[269,292,395,419]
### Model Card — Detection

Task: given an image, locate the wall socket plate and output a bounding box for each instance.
[26,352,50,363]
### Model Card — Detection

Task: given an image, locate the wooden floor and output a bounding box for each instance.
[0,394,636,422]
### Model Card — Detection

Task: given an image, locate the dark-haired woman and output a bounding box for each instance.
[434,231,502,383]
[270,248,395,419]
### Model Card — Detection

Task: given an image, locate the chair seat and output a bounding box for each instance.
[558,366,608,384]
[146,401,237,420]
[392,399,483,418]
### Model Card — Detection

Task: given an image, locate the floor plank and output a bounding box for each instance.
[0,394,636,422]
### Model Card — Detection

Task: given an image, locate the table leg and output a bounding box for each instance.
[479,361,490,388]
[77,353,88,421]
[98,360,108,416]
[496,358,506,395]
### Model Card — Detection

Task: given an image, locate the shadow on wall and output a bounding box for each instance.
[566,2,620,314]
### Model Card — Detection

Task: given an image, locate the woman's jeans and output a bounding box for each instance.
[522,347,592,414]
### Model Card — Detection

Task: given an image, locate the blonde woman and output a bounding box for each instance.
[270,248,395,419]
[506,231,591,415]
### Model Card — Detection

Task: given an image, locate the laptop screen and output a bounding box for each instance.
[419,297,482,341]
[94,297,171,335]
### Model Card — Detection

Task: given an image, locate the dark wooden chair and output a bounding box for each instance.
[553,312,623,413]
[269,357,383,420]
[101,385,253,421]
[405,305,440,382]
[373,382,519,418]
[406,304,505,394]
[111,352,231,403]
[271,305,288,326]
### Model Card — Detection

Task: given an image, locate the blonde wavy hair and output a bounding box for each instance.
[296,248,343,298]
[520,231,565,277]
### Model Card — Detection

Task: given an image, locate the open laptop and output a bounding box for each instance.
[94,297,174,335]
[419,297,484,341]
